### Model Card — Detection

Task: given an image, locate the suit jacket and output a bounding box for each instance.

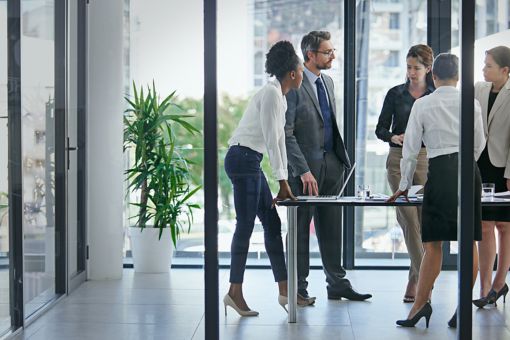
[285,72,350,178]
[475,78,510,178]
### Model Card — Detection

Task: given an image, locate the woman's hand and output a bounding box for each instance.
[272,180,296,207]
[390,134,405,146]
[387,189,409,203]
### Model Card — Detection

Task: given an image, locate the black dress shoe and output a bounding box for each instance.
[328,287,372,301]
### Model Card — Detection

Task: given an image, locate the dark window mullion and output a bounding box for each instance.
[343,0,356,269]
[7,0,24,329]
[54,0,67,295]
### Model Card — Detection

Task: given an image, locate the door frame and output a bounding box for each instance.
[67,0,88,293]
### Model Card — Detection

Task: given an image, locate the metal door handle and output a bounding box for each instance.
[67,137,78,169]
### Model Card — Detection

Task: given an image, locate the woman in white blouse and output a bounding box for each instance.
[473,46,510,309]
[223,41,305,317]
[388,53,485,328]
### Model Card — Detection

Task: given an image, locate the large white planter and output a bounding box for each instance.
[130,227,174,273]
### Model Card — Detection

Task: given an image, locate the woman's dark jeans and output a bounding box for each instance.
[224,145,287,283]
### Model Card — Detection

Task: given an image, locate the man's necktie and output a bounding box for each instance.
[315,77,334,152]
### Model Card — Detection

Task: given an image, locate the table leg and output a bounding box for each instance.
[287,206,297,323]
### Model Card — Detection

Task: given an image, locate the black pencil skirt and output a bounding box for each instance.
[421,153,482,242]
[477,147,510,222]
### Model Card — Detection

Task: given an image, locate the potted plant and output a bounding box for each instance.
[124,82,201,273]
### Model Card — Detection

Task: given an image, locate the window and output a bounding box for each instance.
[355,0,427,266]
[384,50,400,67]
[389,12,400,29]
[20,0,58,317]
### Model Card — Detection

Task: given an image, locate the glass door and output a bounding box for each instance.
[20,0,57,317]
[66,0,86,290]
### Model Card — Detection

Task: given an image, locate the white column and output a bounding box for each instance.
[86,0,124,280]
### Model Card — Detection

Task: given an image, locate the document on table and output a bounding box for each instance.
[408,185,424,196]
[494,191,510,199]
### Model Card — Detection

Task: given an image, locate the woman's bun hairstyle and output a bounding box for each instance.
[265,41,301,81]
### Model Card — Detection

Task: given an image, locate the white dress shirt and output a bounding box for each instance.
[303,65,332,105]
[399,86,485,191]
[228,79,288,180]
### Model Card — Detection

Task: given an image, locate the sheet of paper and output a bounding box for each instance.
[408,185,424,196]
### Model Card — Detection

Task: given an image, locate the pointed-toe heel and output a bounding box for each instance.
[489,283,509,306]
[223,294,259,317]
[396,302,432,328]
[473,296,491,308]
[477,284,509,308]
[278,295,288,313]
[448,310,457,328]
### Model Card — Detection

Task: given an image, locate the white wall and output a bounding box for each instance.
[87,0,124,280]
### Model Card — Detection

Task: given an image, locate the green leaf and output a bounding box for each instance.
[124,81,201,245]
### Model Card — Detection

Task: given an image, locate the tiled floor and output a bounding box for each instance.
[10,269,510,339]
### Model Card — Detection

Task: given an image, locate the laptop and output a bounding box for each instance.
[297,162,356,200]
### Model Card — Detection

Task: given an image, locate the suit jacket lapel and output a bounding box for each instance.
[488,78,510,129]
[480,83,491,131]
[302,73,323,121]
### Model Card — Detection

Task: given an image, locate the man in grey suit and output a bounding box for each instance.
[285,31,372,302]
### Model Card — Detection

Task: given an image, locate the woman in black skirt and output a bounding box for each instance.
[473,46,510,308]
[388,53,485,328]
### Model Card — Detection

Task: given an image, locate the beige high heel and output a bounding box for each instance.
[278,295,288,312]
[223,294,259,317]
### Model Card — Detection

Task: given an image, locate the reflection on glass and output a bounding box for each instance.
[0,0,10,332]
[449,0,510,256]
[122,0,205,266]
[217,0,345,266]
[21,0,56,317]
[355,0,427,266]
[122,0,345,266]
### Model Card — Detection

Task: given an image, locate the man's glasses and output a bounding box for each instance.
[314,49,336,57]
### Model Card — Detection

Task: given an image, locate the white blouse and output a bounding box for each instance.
[399,86,485,191]
[228,79,288,180]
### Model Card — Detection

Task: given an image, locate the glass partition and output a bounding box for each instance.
[20,0,57,316]
[122,0,205,266]
[0,0,10,332]
[216,0,345,266]
[354,0,427,266]
[123,0,345,267]
[448,0,510,257]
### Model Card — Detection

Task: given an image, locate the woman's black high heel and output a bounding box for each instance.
[473,295,492,308]
[487,283,509,306]
[396,302,432,328]
[447,310,457,328]
[473,283,509,308]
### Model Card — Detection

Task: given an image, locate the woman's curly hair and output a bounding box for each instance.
[265,41,301,81]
